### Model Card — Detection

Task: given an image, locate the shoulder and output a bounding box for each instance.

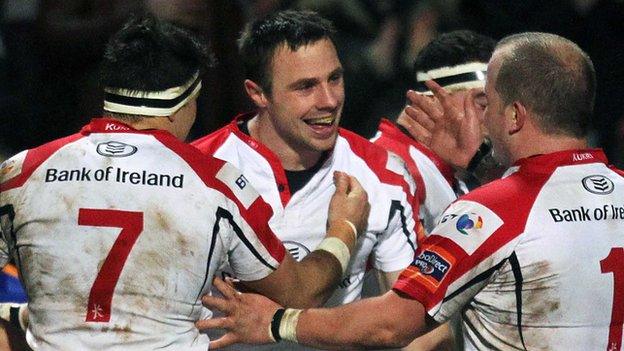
[191,123,236,155]
[1,133,84,191]
[338,128,398,181]
[438,169,551,237]
[340,128,416,191]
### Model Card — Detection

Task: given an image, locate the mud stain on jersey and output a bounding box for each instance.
[156,211,172,233]
[101,324,133,342]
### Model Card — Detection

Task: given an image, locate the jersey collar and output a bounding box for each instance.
[378,118,455,184]
[80,118,173,138]
[513,149,608,174]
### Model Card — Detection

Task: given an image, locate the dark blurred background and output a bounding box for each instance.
[1,0,623,166]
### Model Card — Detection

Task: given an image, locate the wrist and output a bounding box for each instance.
[326,219,358,247]
[269,308,303,343]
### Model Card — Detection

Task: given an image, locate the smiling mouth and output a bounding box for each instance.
[304,115,335,126]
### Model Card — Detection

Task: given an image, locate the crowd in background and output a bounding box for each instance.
[1,0,623,166]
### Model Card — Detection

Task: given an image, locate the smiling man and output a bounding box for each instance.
[197,32,624,351]
[192,10,420,350]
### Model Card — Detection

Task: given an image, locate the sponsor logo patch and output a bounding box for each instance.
[455,213,483,235]
[403,246,455,292]
[582,175,614,195]
[433,201,503,255]
[96,141,138,157]
[413,250,451,282]
[216,163,259,209]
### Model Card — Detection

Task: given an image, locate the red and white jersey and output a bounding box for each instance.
[394,149,624,350]
[0,118,286,351]
[372,119,458,234]
[192,114,418,306]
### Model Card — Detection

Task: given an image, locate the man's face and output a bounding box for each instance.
[263,38,344,154]
[483,52,512,166]
[444,88,487,122]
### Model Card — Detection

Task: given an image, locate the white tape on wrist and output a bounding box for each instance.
[315,237,351,273]
[343,219,358,240]
[279,308,303,343]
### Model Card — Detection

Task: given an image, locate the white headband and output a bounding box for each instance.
[415,62,487,95]
[103,72,202,116]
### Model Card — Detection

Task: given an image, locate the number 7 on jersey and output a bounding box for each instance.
[78,208,143,322]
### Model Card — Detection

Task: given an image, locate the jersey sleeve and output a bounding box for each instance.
[393,199,520,323]
[370,154,419,273]
[213,161,286,282]
[0,153,27,269]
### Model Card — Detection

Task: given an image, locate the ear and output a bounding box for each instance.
[244,79,269,108]
[508,101,527,135]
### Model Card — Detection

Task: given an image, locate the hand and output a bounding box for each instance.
[196,278,282,349]
[327,171,370,236]
[397,81,484,170]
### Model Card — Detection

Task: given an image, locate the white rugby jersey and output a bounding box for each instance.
[372,119,458,234]
[193,113,418,300]
[394,149,624,350]
[0,118,286,351]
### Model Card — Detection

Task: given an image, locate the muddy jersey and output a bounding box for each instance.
[372,119,458,234]
[394,149,624,350]
[193,114,418,302]
[0,118,285,351]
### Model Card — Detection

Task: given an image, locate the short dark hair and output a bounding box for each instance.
[413,30,496,76]
[100,16,213,93]
[238,10,337,94]
[494,32,596,138]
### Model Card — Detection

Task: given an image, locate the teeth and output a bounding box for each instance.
[306,116,334,125]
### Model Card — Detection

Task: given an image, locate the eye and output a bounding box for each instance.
[329,72,343,82]
[297,82,315,91]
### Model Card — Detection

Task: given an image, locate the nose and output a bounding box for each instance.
[315,84,340,111]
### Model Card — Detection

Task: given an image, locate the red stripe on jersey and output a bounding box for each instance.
[192,113,292,207]
[1,133,84,192]
[339,128,420,228]
[394,165,552,311]
[374,119,427,205]
[376,119,455,188]
[155,132,286,263]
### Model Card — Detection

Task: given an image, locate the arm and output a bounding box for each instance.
[241,172,370,308]
[377,270,455,351]
[198,278,432,350]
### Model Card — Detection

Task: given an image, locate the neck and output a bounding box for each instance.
[248,113,323,171]
[109,115,175,135]
[510,133,588,164]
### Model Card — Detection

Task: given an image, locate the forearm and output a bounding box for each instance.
[402,323,454,351]
[245,220,358,308]
[290,219,360,307]
[283,250,344,308]
[294,290,427,349]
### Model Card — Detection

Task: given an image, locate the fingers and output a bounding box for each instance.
[405,89,443,121]
[346,175,366,200]
[397,112,432,146]
[424,80,465,121]
[424,80,451,105]
[195,316,231,331]
[202,294,233,315]
[405,105,435,131]
[213,277,240,300]
[333,171,349,194]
